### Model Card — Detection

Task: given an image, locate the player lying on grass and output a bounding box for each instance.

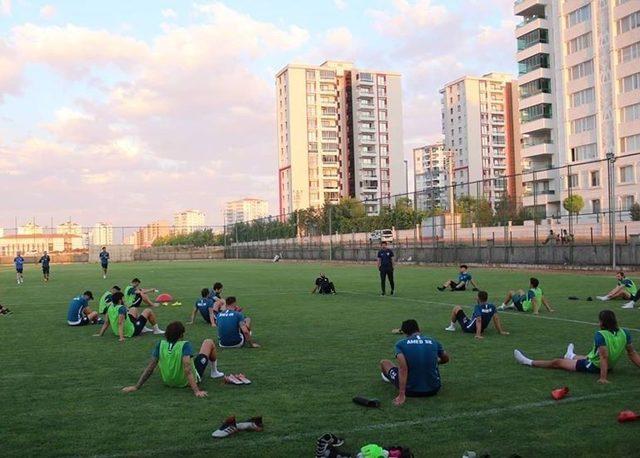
[67,291,101,326]
[216,304,259,348]
[444,291,509,339]
[437,264,479,292]
[497,277,554,314]
[124,278,159,308]
[597,271,637,305]
[311,273,336,294]
[188,288,216,326]
[122,321,224,398]
[381,319,449,406]
[95,292,164,341]
[98,286,121,315]
[514,310,640,384]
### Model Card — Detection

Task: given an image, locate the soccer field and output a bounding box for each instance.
[1,260,640,457]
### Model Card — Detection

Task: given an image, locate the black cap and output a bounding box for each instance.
[83,290,94,300]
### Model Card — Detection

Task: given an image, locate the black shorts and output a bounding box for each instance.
[575,358,600,374]
[194,353,209,378]
[101,263,108,270]
[455,309,477,333]
[384,367,440,397]
[130,294,143,308]
[68,316,90,326]
[129,314,147,336]
[450,281,465,291]
[42,266,50,274]
[16,268,23,274]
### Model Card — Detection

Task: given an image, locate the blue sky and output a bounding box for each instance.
[0,0,516,228]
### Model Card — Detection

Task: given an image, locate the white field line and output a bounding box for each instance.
[95,388,640,457]
[341,290,640,333]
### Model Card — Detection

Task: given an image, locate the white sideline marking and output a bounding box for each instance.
[96,388,640,457]
[342,291,640,333]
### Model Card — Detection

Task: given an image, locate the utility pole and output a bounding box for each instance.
[446,150,456,242]
[607,151,616,269]
[328,205,333,262]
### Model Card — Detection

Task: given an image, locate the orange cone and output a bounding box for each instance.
[551,386,569,400]
[618,410,640,423]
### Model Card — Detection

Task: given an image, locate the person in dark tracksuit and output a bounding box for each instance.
[377,241,395,296]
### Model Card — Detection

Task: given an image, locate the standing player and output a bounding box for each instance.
[38,251,51,282]
[99,247,110,279]
[377,241,395,296]
[444,291,509,339]
[14,252,25,285]
[437,265,480,292]
[67,291,100,326]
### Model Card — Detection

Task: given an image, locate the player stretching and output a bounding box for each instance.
[437,265,479,292]
[444,291,509,339]
[14,252,25,285]
[99,247,110,279]
[597,271,637,308]
[514,310,640,383]
[38,251,51,282]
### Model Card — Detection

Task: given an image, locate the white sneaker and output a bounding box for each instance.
[141,326,153,334]
[211,417,238,438]
[514,349,529,365]
[497,305,506,311]
[381,372,390,383]
[564,343,575,360]
[444,325,456,332]
[596,296,609,301]
[152,328,165,334]
[622,301,635,309]
[210,370,225,379]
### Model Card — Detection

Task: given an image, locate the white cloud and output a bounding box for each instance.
[161,8,177,18]
[334,0,347,10]
[39,4,56,19]
[0,0,11,16]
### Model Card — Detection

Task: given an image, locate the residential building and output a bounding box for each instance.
[224,198,269,226]
[173,210,205,234]
[276,60,406,216]
[90,222,113,246]
[132,220,171,248]
[57,221,82,236]
[413,142,449,211]
[17,222,43,235]
[440,72,521,207]
[0,234,83,255]
[515,0,640,218]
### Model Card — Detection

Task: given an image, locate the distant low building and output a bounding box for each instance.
[0,233,83,256]
[91,222,113,246]
[18,222,43,235]
[57,221,82,236]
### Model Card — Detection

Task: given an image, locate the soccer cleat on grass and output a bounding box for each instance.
[622,301,635,309]
[513,349,530,365]
[211,416,238,438]
[596,296,609,301]
[235,374,252,384]
[236,416,263,432]
[437,286,445,292]
[224,374,244,385]
[444,324,456,332]
[564,343,575,360]
[381,372,390,383]
[551,386,569,401]
[618,410,640,423]
[210,369,225,379]
[152,328,165,335]
[141,326,153,334]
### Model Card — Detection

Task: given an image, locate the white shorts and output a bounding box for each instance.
[219,334,245,348]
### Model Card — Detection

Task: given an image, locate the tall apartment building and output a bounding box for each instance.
[515,0,640,218]
[90,222,113,246]
[224,198,269,226]
[413,142,448,211]
[133,220,170,248]
[440,73,521,207]
[173,210,205,234]
[276,60,406,217]
[57,221,82,236]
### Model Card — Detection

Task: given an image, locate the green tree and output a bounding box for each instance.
[630,202,640,221]
[563,194,585,224]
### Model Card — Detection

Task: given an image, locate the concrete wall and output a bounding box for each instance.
[88,245,134,263]
[134,246,224,261]
[0,252,88,266]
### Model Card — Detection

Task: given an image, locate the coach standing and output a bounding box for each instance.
[377,241,395,296]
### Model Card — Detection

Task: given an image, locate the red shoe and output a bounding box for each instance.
[551,386,569,400]
[618,410,640,423]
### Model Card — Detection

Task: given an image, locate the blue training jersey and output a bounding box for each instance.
[470,302,497,331]
[99,251,110,264]
[216,310,245,346]
[377,249,394,269]
[458,272,472,283]
[394,333,444,393]
[39,255,50,267]
[14,256,24,269]
[67,296,88,322]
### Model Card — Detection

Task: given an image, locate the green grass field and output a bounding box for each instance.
[2,260,640,457]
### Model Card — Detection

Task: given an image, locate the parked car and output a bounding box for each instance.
[368,229,393,243]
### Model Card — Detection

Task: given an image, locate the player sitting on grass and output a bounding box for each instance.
[444,291,509,339]
[216,303,259,348]
[497,277,554,314]
[437,264,479,292]
[311,273,336,294]
[188,288,215,326]
[514,310,640,384]
[67,291,101,326]
[124,278,159,308]
[95,291,164,341]
[122,321,224,398]
[207,282,224,301]
[597,271,637,306]
[98,286,121,315]
[381,319,449,406]
[0,303,13,315]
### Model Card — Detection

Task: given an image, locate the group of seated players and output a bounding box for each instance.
[379,266,640,405]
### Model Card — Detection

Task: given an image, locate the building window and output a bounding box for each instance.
[520,103,552,123]
[567,4,591,28]
[622,102,640,122]
[569,60,594,81]
[568,174,579,189]
[517,28,549,50]
[620,73,640,93]
[519,78,551,98]
[570,143,597,162]
[518,53,550,75]
[306,70,316,79]
[619,41,640,63]
[590,171,600,187]
[567,32,592,54]
[618,11,640,34]
[621,134,640,153]
[570,87,595,107]
[622,195,635,210]
[571,115,596,134]
[377,75,386,85]
[320,70,336,80]
[620,165,634,183]
[591,199,601,213]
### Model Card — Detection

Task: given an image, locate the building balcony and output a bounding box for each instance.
[358,113,375,121]
[514,0,546,17]
[358,102,375,109]
[360,149,377,156]
[358,136,376,145]
[357,90,375,98]
[360,162,377,169]
[518,67,552,86]
[522,189,559,207]
[519,91,553,110]
[520,116,553,134]
[517,43,551,65]
[516,15,548,35]
[522,141,553,158]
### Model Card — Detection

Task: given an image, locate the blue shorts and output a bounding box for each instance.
[16,267,23,273]
[198,307,212,324]
[575,358,600,374]
[511,294,525,311]
[455,309,477,333]
[384,367,440,397]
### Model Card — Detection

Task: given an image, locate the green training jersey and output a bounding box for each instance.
[124,285,136,307]
[157,340,198,387]
[586,329,630,368]
[521,287,542,312]
[618,279,637,296]
[98,291,112,314]
[107,304,135,338]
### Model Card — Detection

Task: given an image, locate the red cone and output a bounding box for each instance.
[618,410,640,423]
[551,386,569,400]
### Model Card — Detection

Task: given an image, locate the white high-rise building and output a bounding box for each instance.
[91,222,113,246]
[440,73,521,207]
[276,61,406,216]
[413,142,449,211]
[57,221,82,236]
[173,210,205,234]
[224,198,269,226]
[515,0,640,218]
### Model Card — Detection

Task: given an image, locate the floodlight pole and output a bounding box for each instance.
[607,151,616,269]
[328,205,333,262]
